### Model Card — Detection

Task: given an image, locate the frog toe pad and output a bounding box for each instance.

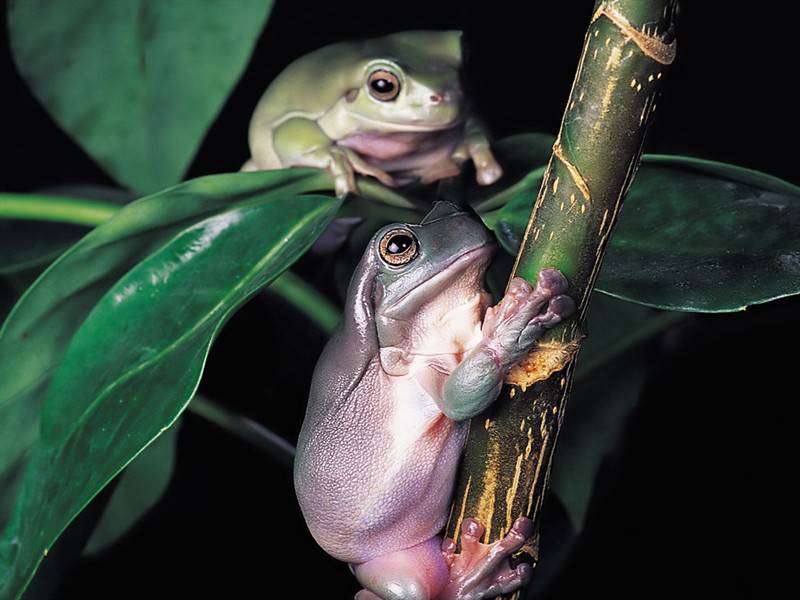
[439,516,534,600]
[481,270,574,366]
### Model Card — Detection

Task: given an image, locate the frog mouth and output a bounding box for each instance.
[382,243,494,319]
[346,111,466,133]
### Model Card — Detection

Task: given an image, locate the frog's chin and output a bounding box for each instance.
[380,243,494,320]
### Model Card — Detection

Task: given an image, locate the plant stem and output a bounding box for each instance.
[445,2,678,595]
[267,270,340,335]
[188,395,295,469]
[0,194,119,226]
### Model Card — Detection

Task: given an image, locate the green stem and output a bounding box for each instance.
[446,2,678,595]
[188,395,295,469]
[267,270,340,335]
[0,194,118,226]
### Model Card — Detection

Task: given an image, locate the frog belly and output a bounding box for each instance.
[339,127,461,174]
[294,363,468,564]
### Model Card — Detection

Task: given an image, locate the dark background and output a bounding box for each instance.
[2,1,796,598]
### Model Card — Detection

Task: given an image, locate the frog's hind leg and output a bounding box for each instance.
[438,517,534,600]
[353,537,449,600]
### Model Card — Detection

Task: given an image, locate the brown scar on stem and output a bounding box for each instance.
[506,340,582,391]
[592,2,676,65]
[553,139,591,202]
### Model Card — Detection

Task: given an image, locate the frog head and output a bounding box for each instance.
[367,202,495,350]
[345,31,467,132]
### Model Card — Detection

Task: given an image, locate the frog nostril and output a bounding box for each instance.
[430,93,443,104]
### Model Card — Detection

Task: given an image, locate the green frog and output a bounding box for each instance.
[243,31,503,196]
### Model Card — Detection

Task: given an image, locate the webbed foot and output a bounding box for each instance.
[481,270,575,368]
[438,517,534,600]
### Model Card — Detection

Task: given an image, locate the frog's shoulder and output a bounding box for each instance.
[249,40,369,130]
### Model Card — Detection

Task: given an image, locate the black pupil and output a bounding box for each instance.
[372,78,394,94]
[387,234,412,254]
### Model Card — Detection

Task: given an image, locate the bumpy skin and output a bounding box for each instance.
[243,31,502,196]
[295,203,575,600]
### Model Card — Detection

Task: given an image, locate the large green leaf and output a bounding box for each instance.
[482,148,800,312]
[83,418,181,556]
[0,169,329,540]
[0,191,340,596]
[598,156,800,311]
[8,0,273,193]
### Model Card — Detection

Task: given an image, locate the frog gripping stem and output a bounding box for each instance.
[444,2,678,597]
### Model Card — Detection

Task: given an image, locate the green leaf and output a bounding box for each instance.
[0,188,131,275]
[8,0,273,193]
[598,156,800,311]
[0,190,340,596]
[551,294,686,532]
[482,152,800,312]
[83,419,181,556]
[0,169,329,552]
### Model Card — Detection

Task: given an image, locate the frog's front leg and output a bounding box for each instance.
[272,117,396,196]
[452,118,503,186]
[440,269,575,421]
[272,117,356,196]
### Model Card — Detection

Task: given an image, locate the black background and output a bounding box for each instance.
[2,1,797,599]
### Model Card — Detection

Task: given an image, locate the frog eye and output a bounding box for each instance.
[379,228,418,265]
[368,69,401,101]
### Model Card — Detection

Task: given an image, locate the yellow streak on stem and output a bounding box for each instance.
[452,475,472,542]
[505,453,525,535]
[474,437,501,541]
[524,426,534,460]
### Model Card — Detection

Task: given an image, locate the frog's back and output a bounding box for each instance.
[250,41,366,130]
[294,357,467,564]
[246,40,368,168]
